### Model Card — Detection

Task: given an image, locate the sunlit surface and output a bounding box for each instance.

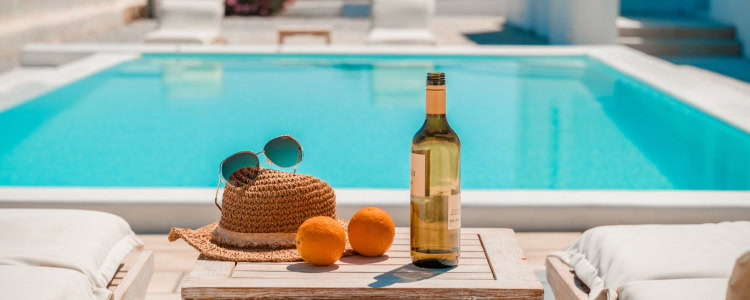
[1,54,748,189]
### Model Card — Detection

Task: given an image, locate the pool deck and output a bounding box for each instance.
[139,232,580,300]
[1,44,750,232]
[1,15,534,73]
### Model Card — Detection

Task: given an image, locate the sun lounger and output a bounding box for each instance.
[0,209,153,300]
[366,0,436,45]
[145,0,224,44]
[616,278,729,300]
[546,222,750,300]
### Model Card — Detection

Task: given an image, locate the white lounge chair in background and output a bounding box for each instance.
[145,0,224,44]
[366,0,436,45]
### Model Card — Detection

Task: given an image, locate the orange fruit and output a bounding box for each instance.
[348,207,395,256]
[295,216,346,266]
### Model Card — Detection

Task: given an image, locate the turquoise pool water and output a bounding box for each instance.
[1,54,749,189]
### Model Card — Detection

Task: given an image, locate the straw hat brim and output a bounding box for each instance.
[168,217,355,262]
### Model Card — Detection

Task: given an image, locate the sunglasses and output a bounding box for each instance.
[214,135,304,211]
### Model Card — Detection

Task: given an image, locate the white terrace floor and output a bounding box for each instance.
[0,15,546,73]
[138,232,579,300]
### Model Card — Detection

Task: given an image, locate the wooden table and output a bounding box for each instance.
[277,26,332,44]
[182,228,543,299]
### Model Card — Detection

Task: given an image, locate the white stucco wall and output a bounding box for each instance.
[710,0,750,57]
[505,0,530,29]
[435,0,507,16]
[505,0,548,38]
[548,0,618,44]
[506,0,618,44]
[529,0,548,38]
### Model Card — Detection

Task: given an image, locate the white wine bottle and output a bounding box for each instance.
[410,72,461,269]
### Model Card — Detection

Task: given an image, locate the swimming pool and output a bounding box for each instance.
[1,53,749,190]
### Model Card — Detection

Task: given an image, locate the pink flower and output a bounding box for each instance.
[226,0,237,6]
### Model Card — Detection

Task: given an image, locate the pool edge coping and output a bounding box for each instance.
[1,187,749,233]
[0,53,139,113]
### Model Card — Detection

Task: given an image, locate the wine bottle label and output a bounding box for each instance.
[410,152,426,197]
[448,194,461,230]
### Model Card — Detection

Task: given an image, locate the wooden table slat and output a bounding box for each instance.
[233,263,491,274]
[388,244,483,252]
[236,257,490,266]
[185,255,234,280]
[231,271,495,280]
[391,238,481,246]
[185,278,540,290]
[394,232,479,239]
[382,250,486,258]
[182,228,543,300]
[480,231,541,284]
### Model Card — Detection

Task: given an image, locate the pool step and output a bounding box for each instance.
[617,16,742,56]
[618,37,742,56]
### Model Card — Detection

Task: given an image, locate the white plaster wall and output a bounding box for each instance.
[710,0,750,57]
[435,0,507,16]
[504,0,547,37]
[505,0,531,29]
[548,0,618,44]
[505,0,616,44]
[529,0,548,38]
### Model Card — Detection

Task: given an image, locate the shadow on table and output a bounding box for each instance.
[286,263,340,272]
[339,255,389,265]
[369,264,452,288]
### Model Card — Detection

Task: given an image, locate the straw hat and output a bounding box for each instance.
[168,168,354,262]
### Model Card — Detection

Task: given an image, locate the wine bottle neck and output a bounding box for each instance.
[424,111,449,132]
[425,113,448,123]
[425,85,446,115]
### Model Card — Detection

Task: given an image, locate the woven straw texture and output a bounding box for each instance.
[169,221,354,262]
[169,168,354,262]
[219,168,337,234]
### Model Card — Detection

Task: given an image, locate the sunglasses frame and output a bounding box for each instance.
[214,135,303,211]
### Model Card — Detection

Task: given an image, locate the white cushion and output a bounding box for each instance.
[618,278,728,300]
[552,222,750,299]
[0,265,110,300]
[0,209,142,289]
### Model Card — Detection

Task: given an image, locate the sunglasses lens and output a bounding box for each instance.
[221,152,259,182]
[264,136,303,168]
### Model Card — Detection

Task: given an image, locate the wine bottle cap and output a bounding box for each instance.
[426,72,445,86]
